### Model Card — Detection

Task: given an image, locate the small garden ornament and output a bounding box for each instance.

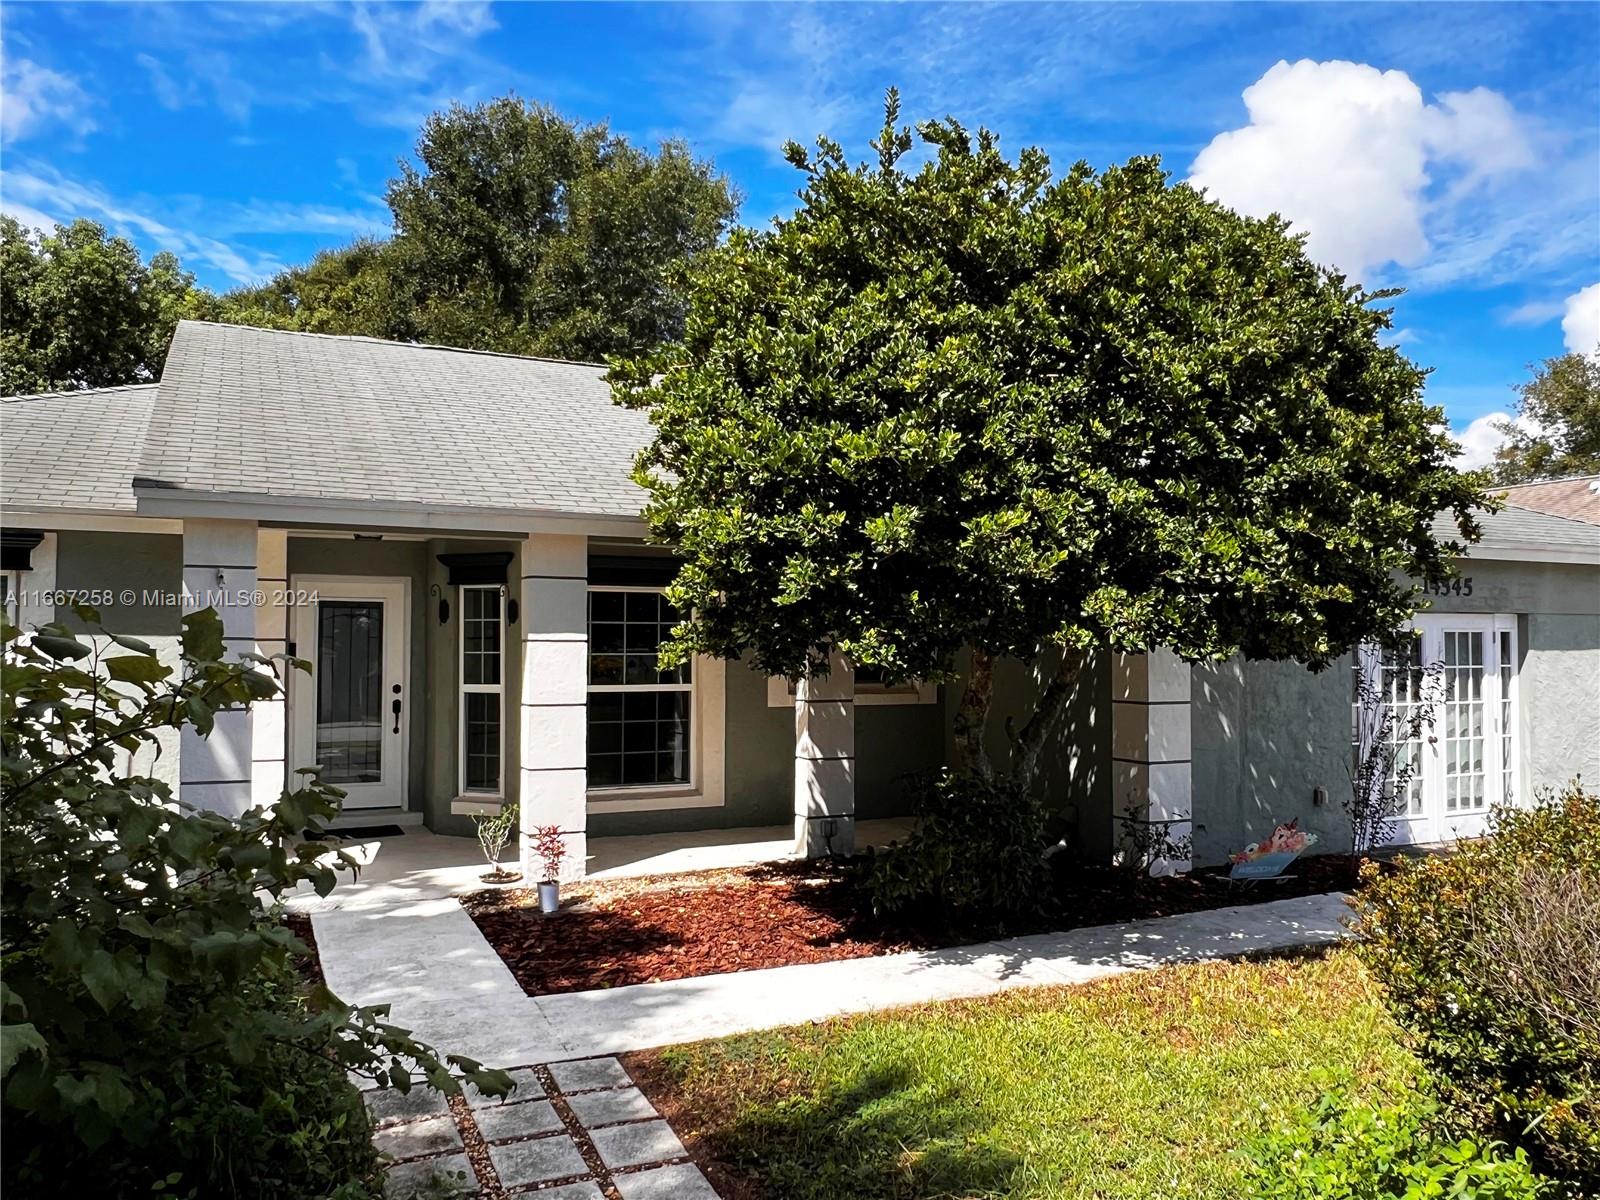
[472,800,521,883]
[530,824,567,913]
[1229,819,1317,884]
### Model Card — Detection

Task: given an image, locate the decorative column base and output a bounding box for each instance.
[1111,648,1192,874]
[794,651,854,857]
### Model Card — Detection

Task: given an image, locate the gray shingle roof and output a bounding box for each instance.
[1,384,158,514]
[1433,500,1600,553]
[136,321,652,518]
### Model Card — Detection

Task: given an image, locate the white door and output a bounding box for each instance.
[1360,614,1517,844]
[290,576,410,810]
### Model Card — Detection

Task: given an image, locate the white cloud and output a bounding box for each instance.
[1188,59,1533,282]
[1561,283,1600,355]
[1,56,95,144]
[1453,412,1510,470]
[0,164,284,283]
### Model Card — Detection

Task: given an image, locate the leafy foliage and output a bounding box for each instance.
[1,607,510,1198]
[473,800,520,876]
[1350,782,1600,1186]
[862,770,1049,919]
[1247,1091,1554,1200]
[223,97,739,362]
[611,91,1488,786]
[1492,352,1600,483]
[0,216,218,394]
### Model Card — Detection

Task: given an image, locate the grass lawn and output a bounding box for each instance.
[629,949,1418,1200]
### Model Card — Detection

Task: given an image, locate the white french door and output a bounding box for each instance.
[290,576,410,810]
[1358,614,1518,844]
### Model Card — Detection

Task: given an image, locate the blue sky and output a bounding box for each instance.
[2,1,1596,462]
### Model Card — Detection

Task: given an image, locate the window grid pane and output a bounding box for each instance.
[586,588,693,789]
[1443,630,1487,813]
[1499,630,1514,806]
[1351,641,1426,817]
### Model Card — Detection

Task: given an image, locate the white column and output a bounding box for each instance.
[180,518,258,817]
[519,533,588,881]
[794,650,854,857]
[1111,648,1192,872]
[252,528,289,810]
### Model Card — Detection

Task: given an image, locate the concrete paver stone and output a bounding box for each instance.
[488,1133,590,1188]
[566,1086,658,1127]
[381,1152,474,1199]
[364,1085,450,1128]
[614,1162,722,1200]
[589,1119,688,1171]
[548,1056,634,1093]
[373,1114,462,1161]
[475,1097,565,1142]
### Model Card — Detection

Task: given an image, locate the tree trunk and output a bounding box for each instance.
[951,648,995,778]
[1011,647,1084,789]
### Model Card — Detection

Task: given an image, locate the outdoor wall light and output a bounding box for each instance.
[430,583,449,625]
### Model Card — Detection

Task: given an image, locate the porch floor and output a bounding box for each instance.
[286,817,916,913]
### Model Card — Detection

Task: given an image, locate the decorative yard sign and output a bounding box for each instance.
[1229,820,1318,880]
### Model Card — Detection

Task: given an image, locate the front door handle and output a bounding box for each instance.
[392,698,402,734]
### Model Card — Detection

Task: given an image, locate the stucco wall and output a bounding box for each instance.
[1191,557,1600,865]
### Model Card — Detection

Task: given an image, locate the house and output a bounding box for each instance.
[4,321,1598,876]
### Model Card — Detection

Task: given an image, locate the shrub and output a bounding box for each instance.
[863,769,1049,920]
[1,608,512,1198]
[1350,782,1600,1186]
[1247,1091,1553,1199]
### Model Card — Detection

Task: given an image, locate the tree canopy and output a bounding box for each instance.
[223,97,740,362]
[1492,351,1600,484]
[611,94,1487,780]
[0,216,216,395]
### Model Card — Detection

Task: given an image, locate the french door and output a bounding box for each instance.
[1357,614,1518,844]
[290,577,410,810]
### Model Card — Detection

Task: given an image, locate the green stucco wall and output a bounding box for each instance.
[54,531,183,634]
[1190,557,1600,865]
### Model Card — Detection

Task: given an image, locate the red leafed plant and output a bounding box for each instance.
[529,824,566,883]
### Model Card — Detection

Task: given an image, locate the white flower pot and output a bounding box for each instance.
[538,880,560,914]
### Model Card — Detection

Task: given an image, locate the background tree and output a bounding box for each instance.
[0,216,217,394]
[1492,350,1600,483]
[612,94,1487,791]
[221,97,740,362]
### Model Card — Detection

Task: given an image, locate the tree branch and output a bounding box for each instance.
[951,648,995,778]
[1011,647,1084,789]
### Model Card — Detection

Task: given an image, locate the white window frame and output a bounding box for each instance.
[1353,612,1520,843]
[585,584,699,798]
[458,584,505,798]
[766,672,937,707]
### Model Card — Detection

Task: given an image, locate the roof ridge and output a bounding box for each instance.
[176,320,609,370]
[1,382,160,403]
[1498,472,1600,489]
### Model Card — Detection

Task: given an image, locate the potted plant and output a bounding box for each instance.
[471,800,521,883]
[529,824,566,914]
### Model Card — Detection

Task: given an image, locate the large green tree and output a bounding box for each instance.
[1492,351,1600,483]
[225,97,740,362]
[611,96,1487,784]
[0,217,217,395]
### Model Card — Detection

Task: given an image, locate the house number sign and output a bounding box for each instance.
[1417,577,1473,597]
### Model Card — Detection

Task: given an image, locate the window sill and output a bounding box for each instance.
[450,795,505,816]
[587,787,723,814]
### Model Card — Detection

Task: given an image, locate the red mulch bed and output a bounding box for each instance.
[462,852,1370,997]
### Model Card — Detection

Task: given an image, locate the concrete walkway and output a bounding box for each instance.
[312,891,1352,1070]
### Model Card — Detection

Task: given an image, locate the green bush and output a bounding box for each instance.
[1,609,511,1199]
[1350,782,1600,1187]
[862,770,1049,920]
[1247,1091,1553,1199]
